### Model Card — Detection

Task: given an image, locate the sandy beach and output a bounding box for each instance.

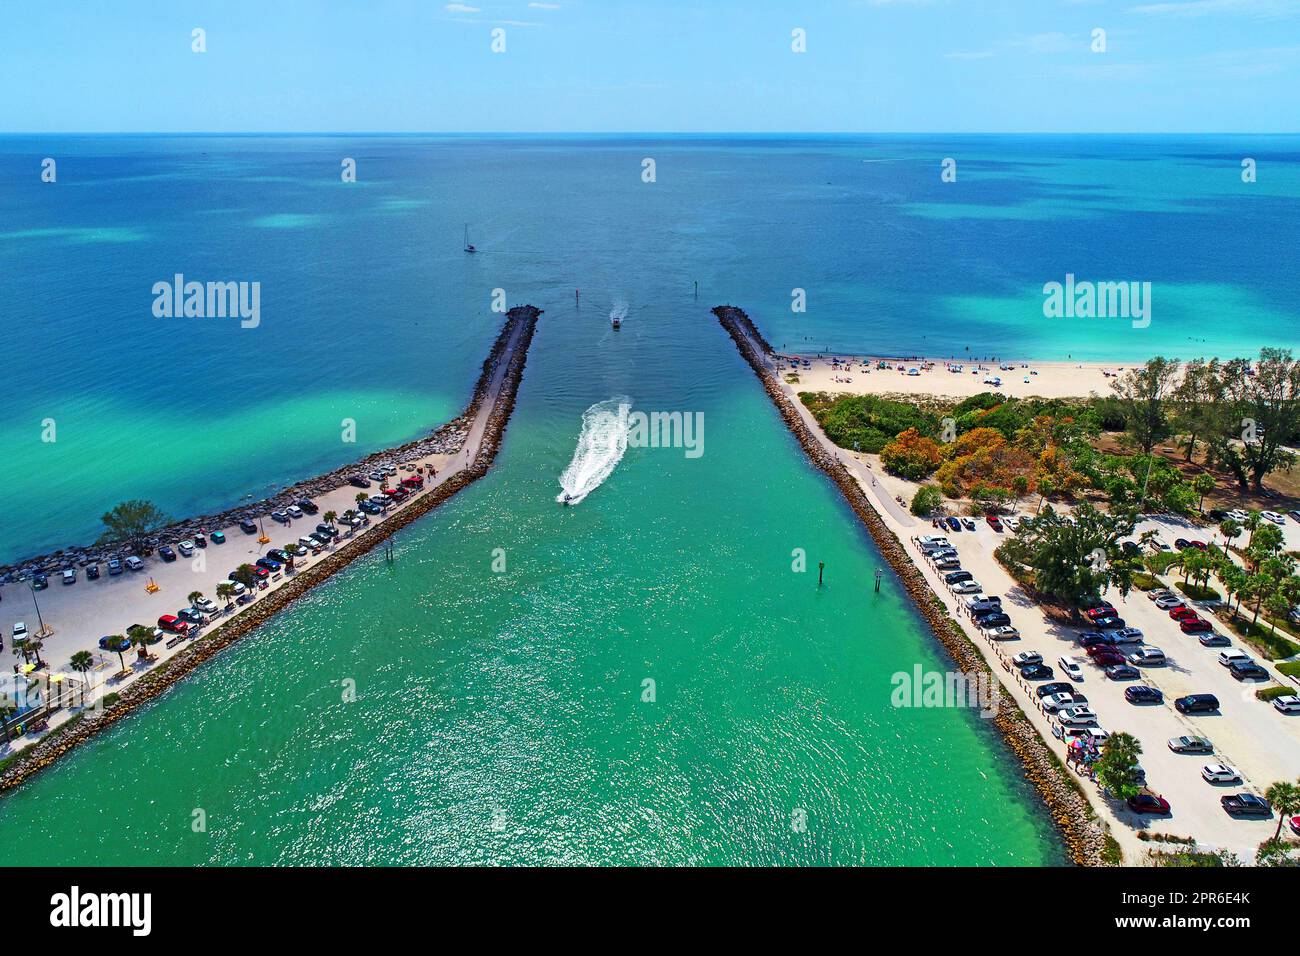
[781,354,1130,400]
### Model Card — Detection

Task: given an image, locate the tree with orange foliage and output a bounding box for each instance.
[880,428,943,480]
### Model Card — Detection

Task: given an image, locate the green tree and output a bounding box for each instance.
[910,485,943,517]
[187,590,204,608]
[1264,780,1300,842]
[69,650,94,706]
[1206,350,1300,492]
[1111,357,1181,454]
[216,582,236,609]
[998,503,1136,617]
[1096,732,1144,801]
[1173,358,1225,462]
[1191,472,1216,513]
[323,510,338,528]
[98,499,169,554]
[232,564,258,589]
[127,624,155,661]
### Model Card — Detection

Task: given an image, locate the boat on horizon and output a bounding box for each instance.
[463,224,476,254]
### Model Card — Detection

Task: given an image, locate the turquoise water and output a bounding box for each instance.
[2,135,1298,563]
[0,288,1062,865]
[2,134,1296,864]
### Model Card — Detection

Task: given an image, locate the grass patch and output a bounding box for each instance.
[1176,581,1221,602]
[1225,616,1300,660]
[1146,552,1181,574]
[1278,661,1300,680]
[1101,832,1123,865]
[1131,572,1162,591]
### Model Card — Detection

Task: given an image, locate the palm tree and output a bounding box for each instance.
[1035,476,1055,515]
[324,510,338,529]
[1243,510,1263,548]
[1265,781,1300,841]
[187,589,204,610]
[69,650,94,706]
[216,581,236,610]
[104,635,129,673]
[24,638,47,669]
[232,563,258,588]
[1218,518,1241,550]
[1191,472,1215,513]
[127,624,154,661]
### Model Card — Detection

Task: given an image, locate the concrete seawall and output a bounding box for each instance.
[713,304,1106,867]
[0,305,543,795]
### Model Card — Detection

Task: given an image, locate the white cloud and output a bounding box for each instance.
[444,3,481,12]
[528,2,561,7]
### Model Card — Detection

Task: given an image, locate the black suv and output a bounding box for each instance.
[1175,694,1220,714]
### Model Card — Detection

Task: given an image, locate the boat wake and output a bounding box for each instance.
[610,299,628,329]
[557,397,630,505]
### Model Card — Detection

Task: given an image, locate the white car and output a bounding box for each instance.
[1262,511,1287,525]
[1154,595,1183,610]
[1226,509,1249,522]
[1201,764,1242,784]
[987,625,1019,640]
[12,622,27,642]
[1058,706,1098,726]
[178,540,195,557]
[1055,725,1108,744]
[287,505,305,520]
[1042,693,1082,713]
[193,597,219,615]
[61,568,76,585]
[1128,646,1166,666]
[1058,656,1085,682]
[1013,652,1043,668]
[1273,695,1300,714]
[124,556,144,571]
[951,580,982,595]
[1218,649,1252,668]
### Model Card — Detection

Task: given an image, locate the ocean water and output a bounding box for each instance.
[0,295,1062,865]
[0,134,1296,864]
[2,134,1298,564]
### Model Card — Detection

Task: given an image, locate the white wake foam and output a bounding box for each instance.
[557,397,630,505]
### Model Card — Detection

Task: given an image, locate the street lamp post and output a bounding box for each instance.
[29,581,51,638]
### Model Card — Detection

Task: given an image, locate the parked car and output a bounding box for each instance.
[194,597,219,615]
[1106,663,1141,681]
[1154,595,1184,610]
[61,568,77,585]
[951,580,982,595]
[1221,793,1272,817]
[960,518,976,531]
[157,614,189,634]
[1077,632,1110,649]
[255,557,282,573]
[287,506,304,520]
[986,515,1003,532]
[107,557,124,575]
[1058,657,1085,682]
[124,556,144,571]
[1198,632,1231,647]
[1020,664,1055,680]
[86,563,101,580]
[1115,627,1144,642]
[975,613,1012,629]
[1273,695,1300,714]
[193,533,207,548]
[267,549,290,564]
[944,570,973,585]
[1042,692,1085,713]
[1218,649,1252,668]
[1168,735,1214,754]
[1175,694,1220,714]
[1201,764,1241,784]
[98,634,130,652]
[1057,706,1098,726]
[1180,618,1213,634]
[1262,511,1286,525]
[1230,661,1270,682]
[158,546,177,562]
[1170,606,1199,621]
[299,536,323,552]
[178,540,195,557]
[1087,648,1126,666]
[32,573,48,590]
[1147,588,1174,602]
[1085,605,1117,620]
[315,523,337,539]
[1128,646,1166,667]
[986,625,1019,640]
[349,475,372,488]
[1012,652,1042,668]
[210,531,226,544]
[945,517,961,532]
[270,510,290,525]
[239,519,258,534]
[1125,685,1163,704]
[1127,792,1171,815]
[296,499,319,515]
[1092,616,1125,630]
[309,533,332,549]
[177,608,205,625]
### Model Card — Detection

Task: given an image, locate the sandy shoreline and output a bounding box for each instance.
[0,306,542,792]
[780,353,1131,401]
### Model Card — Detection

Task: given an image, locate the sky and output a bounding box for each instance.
[1,0,1297,132]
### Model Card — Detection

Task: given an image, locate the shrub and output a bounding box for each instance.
[798,392,936,453]
[910,485,943,517]
[1256,685,1295,702]
[1176,581,1221,602]
[1131,572,1162,591]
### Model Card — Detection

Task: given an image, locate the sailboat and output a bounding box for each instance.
[463,224,476,254]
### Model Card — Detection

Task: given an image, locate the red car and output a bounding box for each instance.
[1181,618,1213,634]
[401,475,424,489]
[1169,606,1198,621]
[387,486,409,501]
[986,515,1003,532]
[157,614,189,634]
[1085,606,1117,620]
[1088,647,1126,665]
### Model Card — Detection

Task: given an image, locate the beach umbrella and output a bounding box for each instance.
[19,664,36,675]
